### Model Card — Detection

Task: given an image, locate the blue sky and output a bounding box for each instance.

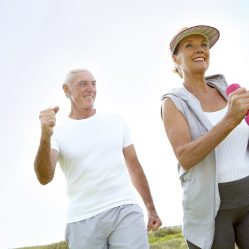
[1,0,249,248]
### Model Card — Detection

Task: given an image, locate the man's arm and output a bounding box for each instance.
[123,144,162,231]
[34,107,59,185]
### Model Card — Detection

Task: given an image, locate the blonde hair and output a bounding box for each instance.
[173,65,183,78]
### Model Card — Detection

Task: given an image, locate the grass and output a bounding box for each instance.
[13,241,68,249]
[148,226,187,249]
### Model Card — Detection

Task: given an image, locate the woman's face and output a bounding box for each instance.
[173,34,210,77]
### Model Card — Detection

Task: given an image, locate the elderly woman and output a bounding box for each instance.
[161,25,249,249]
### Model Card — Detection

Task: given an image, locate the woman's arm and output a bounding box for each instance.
[161,88,249,170]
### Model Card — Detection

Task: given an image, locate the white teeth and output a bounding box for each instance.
[193,58,204,61]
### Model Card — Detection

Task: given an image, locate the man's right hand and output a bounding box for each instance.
[39,106,59,136]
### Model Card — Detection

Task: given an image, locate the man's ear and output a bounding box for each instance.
[63,84,70,97]
[172,54,178,64]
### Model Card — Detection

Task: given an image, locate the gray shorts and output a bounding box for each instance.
[65,204,149,249]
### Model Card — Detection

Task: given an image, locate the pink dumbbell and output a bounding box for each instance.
[226,83,249,125]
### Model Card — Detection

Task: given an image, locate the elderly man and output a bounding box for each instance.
[34,68,161,249]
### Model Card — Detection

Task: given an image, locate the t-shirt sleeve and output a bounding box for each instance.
[51,133,60,153]
[121,117,133,148]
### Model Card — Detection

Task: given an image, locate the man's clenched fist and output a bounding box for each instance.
[39,106,59,136]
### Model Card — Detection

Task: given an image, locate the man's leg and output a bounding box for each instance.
[108,204,149,249]
[65,215,108,249]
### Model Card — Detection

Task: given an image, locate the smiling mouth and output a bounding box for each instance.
[193,57,205,62]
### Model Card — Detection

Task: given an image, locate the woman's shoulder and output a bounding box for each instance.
[161,87,189,102]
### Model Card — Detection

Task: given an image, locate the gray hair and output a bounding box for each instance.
[63,68,90,85]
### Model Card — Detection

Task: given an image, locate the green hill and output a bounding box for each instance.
[14,241,68,249]
[149,226,187,249]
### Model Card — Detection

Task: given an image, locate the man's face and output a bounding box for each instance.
[66,70,97,110]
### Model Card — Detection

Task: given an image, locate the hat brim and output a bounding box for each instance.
[170,25,220,54]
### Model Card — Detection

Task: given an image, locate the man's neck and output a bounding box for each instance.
[69,108,96,120]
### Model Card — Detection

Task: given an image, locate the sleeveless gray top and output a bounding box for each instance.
[161,74,228,249]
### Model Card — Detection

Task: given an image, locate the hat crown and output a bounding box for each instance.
[170,25,220,54]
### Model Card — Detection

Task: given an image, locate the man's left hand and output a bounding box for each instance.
[147,211,162,231]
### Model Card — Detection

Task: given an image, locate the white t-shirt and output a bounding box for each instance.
[51,112,138,223]
[205,106,249,183]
